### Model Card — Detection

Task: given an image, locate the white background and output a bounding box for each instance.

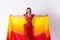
[0,0,60,40]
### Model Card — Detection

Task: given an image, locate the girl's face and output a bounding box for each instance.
[26,9,31,15]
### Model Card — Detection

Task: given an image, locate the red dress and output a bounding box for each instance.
[24,14,34,40]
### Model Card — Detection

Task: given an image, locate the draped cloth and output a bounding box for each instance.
[7,15,51,40]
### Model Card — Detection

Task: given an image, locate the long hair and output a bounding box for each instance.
[26,7,31,15]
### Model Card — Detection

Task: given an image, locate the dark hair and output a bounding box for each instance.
[26,7,31,14]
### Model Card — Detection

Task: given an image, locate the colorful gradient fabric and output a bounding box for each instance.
[7,15,51,40]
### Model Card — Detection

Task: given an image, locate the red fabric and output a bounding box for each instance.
[7,31,25,40]
[24,14,34,40]
[33,33,51,40]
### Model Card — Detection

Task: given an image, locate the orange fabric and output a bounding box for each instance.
[7,15,51,40]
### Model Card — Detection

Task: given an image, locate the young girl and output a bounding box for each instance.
[24,7,34,40]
